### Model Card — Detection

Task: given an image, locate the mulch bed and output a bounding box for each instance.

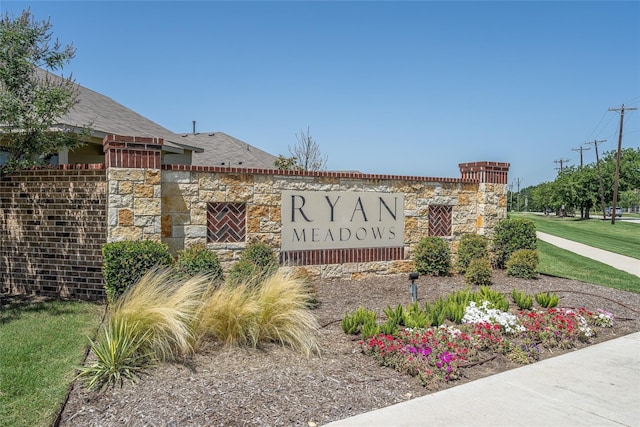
[59,271,640,427]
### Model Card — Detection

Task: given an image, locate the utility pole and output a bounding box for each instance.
[572,146,591,167]
[586,139,607,220]
[608,104,638,225]
[508,182,514,212]
[554,158,570,172]
[514,177,522,212]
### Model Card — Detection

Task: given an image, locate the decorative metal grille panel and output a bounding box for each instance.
[428,205,452,236]
[207,203,246,243]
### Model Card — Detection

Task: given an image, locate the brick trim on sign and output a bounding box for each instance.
[163,164,477,184]
[280,247,405,266]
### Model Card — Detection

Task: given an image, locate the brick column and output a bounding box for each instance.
[459,161,510,236]
[458,161,510,184]
[103,134,163,168]
[103,135,163,242]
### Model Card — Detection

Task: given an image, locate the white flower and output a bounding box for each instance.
[463,301,525,334]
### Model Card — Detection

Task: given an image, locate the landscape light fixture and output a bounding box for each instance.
[408,272,419,303]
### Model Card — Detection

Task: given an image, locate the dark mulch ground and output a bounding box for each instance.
[59,271,640,427]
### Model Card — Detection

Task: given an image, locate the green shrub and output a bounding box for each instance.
[243,242,278,271]
[341,306,377,335]
[511,289,534,310]
[535,292,559,308]
[383,304,405,329]
[477,286,509,312]
[414,237,451,276]
[175,243,224,283]
[77,317,153,391]
[425,297,447,327]
[102,240,173,303]
[506,249,539,279]
[464,257,493,286]
[227,242,278,285]
[455,234,489,274]
[403,302,432,329]
[491,218,537,269]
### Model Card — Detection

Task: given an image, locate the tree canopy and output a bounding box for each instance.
[514,147,640,218]
[0,9,82,178]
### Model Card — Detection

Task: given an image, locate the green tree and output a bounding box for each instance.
[274,154,298,171]
[0,10,83,178]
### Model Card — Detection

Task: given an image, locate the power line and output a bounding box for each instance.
[553,158,570,172]
[571,145,591,167]
[608,104,638,225]
[585,139,607,219]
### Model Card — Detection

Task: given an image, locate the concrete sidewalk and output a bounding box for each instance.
[537,232,639,277]
[324,332,640,427]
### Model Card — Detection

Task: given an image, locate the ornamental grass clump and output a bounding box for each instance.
[109,268,209,361]
[197,270,320,355]
[78,268,209,391]
[197,282,258,347]
[254,270,320,356]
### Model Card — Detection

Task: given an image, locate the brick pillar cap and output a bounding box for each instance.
[102,134,164,147]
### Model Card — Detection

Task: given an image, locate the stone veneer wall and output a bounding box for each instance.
[0,165,107,298]
[154,164,509,279]
[100,134,509,280]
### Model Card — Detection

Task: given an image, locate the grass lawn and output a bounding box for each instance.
[537,240,640,294]
[0,298,104,427]
[517,213,640,259]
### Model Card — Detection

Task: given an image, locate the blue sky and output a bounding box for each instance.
[2,1,639,188]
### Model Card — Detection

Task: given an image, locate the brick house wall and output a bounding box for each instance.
[0,165,107,299]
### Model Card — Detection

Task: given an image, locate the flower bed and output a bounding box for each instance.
[359,303,614,389]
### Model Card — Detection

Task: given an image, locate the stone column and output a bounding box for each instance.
[103,135,163,242]
[459,161,510,236]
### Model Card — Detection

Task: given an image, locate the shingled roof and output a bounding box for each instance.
[40,69,277,167]
[178,132,277,168]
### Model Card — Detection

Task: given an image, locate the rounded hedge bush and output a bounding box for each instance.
[506,249,539,279]
[175,243,224,283]
[491,218,537,269]
[414,236,451,276]
[102,240,173,303]
[464,257,492,286]
[455,233,489,274]
[227,242,278,285]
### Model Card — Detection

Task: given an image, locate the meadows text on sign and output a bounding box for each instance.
[280,190,405,251]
